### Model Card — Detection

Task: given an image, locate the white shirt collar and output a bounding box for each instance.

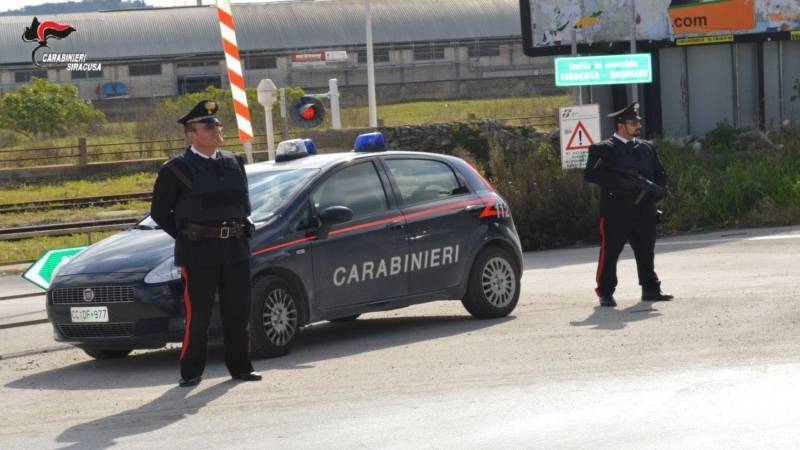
[613,133,635,144]
[189,145,219,160]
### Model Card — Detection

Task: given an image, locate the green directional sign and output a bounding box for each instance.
[23,246,87,290]
[554,54,652,87]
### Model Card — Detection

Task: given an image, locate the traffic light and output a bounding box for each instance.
[291,96,325,128]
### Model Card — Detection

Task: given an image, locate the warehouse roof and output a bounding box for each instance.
[0,0,522,65]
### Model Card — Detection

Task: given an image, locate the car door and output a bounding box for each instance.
[310,160,409,310]
[382,157,479,295]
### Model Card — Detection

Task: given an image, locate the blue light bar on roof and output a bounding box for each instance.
[353,132,387,152]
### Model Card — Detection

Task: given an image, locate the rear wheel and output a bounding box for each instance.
[83,348,132,359]
[249,275,302,359]
[462,246,520,319]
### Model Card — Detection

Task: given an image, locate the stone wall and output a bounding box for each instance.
[0,120,553,186]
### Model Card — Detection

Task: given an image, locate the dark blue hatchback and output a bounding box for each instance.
[47,137,523,359]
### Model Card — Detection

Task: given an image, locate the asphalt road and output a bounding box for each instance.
[2,225,800,449]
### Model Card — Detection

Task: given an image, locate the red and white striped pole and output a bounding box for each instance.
[216,0,254,164]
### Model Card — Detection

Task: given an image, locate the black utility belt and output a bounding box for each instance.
[181,222,247,240]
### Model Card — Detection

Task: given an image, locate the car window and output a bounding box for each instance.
[135,167,318,228]
[385,159,465,205]
[248,168,319,222]
[311,162,388,221]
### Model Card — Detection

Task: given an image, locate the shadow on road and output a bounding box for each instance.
[55,381,235,450]
[6,313,512,390]
[569,302,661,330]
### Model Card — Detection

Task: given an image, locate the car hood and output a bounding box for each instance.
[57,229,174,275]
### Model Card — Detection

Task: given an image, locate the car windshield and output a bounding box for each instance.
[136,167,318,228]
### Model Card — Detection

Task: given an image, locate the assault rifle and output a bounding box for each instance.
[593,159,670,205]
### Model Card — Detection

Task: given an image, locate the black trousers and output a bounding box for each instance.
[594,209,660,297]
[180,261,254,379]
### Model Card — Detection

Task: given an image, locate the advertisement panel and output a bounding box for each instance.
[520,0,800,55]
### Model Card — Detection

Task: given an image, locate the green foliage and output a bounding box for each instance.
[0,77,106,137]
[136,85,305,141]
[702,122,739,153]
[792,78,800,102]
[653,126,800,231]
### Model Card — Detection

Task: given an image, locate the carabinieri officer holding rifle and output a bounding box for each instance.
[584,102,673,308]
[150,100,261,387]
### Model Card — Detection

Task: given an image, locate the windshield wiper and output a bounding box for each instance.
[131,224,157,230]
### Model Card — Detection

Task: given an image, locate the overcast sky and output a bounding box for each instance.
[1,0,282,14]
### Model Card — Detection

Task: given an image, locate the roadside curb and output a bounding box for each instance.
[0,263,31,276]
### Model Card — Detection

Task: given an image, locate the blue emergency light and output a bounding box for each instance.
[303,139,318,155]
[353,132,387,152]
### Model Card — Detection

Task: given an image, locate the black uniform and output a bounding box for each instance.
[151,144,255,381]
[584,134,668,299]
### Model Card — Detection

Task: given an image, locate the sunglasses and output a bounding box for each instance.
[190,121,222,132]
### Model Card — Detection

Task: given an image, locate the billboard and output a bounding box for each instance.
[520,0,800,56]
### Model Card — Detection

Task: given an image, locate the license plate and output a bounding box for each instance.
[70,306,109,323]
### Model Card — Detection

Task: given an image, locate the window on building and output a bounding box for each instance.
[413,43,446,61]
[177,60,220,68]
[70,70,104,79]
[245,56,277,70]
[15,70,48,83]
[357,49,390,64]
[129,63,162,76]
[177,75,222,95]
[468,43,500,58]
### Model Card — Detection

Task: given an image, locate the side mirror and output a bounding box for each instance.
[316,206,353,240]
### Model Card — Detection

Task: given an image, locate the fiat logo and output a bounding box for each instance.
[82,288,95,302]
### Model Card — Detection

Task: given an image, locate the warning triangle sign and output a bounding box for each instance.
[565,121,594,151]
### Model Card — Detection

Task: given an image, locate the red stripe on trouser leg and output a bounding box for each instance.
[595,217,606,296]
[179,267,192,361]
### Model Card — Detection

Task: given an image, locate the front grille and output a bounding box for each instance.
[58,322,135,339]
[50,286,135,305]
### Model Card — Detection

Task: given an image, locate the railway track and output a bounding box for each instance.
[0,218,141,240]
[0,192,152,214]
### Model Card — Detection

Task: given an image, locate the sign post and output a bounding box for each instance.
[23,246,87,290]
[559,104,600,170]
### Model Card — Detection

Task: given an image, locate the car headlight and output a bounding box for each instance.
[144,257,182,284]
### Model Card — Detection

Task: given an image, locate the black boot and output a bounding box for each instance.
[598,295,617,307]
[642,289,673,301]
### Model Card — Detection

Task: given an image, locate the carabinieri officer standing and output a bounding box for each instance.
[584,102,673,308]
[150,100,261,387]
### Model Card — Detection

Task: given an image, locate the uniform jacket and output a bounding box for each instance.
[583,136,668,217]
[150,147,251,267]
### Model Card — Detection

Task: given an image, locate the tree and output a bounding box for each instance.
[0,77,106,136]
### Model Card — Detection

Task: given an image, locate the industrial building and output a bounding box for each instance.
[0,0,557,120]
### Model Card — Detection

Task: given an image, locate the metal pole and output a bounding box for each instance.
[630,0,638,105]
[570,29,581,105]
[265,112,275,161]
[732,44,740,128]
[329,78,342,129]
[778,41,785,127]
[279,87,289,141]
[365,0,378,127]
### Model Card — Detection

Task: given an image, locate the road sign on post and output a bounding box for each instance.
[23,246,87,290]
[559,104,600,170]
[555,54,652,87]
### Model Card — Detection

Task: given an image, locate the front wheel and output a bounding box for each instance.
[83,348,132,359]
[249,275,302,359]
[461,246,520,319]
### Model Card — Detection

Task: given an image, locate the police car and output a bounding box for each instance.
[46,132,523,359]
